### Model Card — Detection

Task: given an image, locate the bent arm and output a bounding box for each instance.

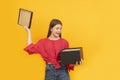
[23,26,32,45]
[27,29,32,45]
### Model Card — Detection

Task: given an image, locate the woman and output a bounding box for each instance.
[24,19,74,80]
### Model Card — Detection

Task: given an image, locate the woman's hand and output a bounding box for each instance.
[70,59,83,66]
[23,26,30,32]
[79,58,83,65]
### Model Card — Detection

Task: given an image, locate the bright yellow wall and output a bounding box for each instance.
[0,0,120,80]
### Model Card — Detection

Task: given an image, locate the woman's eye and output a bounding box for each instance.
[56,28,59,30]
[55,27,62,30]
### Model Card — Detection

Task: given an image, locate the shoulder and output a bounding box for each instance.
[60,38,69,48]
[60,38,69,43]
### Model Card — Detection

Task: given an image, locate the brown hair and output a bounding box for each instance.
[47,19,63,37]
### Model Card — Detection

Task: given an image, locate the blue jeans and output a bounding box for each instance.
[45,63,70,80]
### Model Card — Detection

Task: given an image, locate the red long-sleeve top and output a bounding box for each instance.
[24,38,74,71]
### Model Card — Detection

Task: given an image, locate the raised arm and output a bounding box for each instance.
[23,26,32,45]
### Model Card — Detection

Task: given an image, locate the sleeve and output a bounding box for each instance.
[24,40,49,61]
[64,40,69,48]
[24,43,39,54]
[24,40,41,55]
[66,64,74,71]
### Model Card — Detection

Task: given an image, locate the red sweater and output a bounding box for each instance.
[24,38,74,71]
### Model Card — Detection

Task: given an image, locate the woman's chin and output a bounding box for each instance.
[54,35,60,38]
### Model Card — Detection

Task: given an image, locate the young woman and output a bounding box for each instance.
[23,19,74,80]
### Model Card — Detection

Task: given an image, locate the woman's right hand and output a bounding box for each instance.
[23,26,30,32]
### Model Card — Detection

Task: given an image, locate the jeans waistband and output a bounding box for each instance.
[47,60,61,64]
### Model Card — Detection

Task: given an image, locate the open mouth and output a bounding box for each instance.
[56,33,60,35]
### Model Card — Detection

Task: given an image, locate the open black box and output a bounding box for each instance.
[60,47,83,65]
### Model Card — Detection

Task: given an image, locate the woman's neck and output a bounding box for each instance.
[48,35,60,40]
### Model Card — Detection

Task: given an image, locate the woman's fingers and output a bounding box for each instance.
[23,26,30,32]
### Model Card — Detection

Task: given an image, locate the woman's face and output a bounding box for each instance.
[51,24,62,38]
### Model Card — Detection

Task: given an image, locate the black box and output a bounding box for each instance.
[60,47,83,65]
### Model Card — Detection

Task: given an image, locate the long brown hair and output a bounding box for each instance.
[47,19,63,37]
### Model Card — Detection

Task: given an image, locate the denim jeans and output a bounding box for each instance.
[45,62,70,80]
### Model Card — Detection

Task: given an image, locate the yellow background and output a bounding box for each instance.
[0,0,120,80]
